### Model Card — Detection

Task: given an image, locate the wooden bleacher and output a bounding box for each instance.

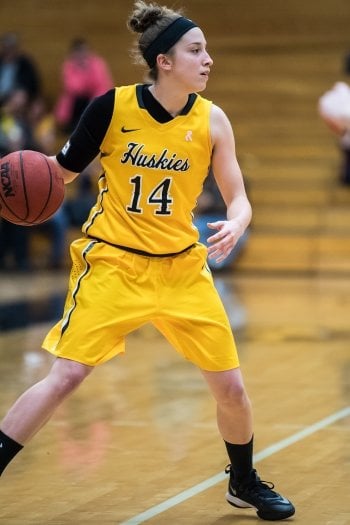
[2,0,350,274]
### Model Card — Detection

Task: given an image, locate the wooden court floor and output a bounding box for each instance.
[0,270,349,524]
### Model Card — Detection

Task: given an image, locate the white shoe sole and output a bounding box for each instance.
[226,491,257,510]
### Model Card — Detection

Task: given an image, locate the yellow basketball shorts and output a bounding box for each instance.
[42,238,239,371]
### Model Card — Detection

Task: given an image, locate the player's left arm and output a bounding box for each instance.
[208,104,252,263]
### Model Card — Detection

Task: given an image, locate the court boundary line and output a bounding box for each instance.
[119,406,350,524]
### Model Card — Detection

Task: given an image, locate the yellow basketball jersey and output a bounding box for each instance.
[82,84,212,254]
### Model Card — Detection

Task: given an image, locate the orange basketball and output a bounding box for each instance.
[0,150,65,226]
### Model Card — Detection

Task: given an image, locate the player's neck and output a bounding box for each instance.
[148,83,189,118]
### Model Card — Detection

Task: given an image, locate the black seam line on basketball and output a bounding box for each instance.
[61,240,97,336]
[121,126,141,133]
[20,151,30,221]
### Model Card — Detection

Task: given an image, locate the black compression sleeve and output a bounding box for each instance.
[56,88,115,173]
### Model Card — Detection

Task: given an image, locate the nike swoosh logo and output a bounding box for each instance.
[121,126,141,133]
[278,496,292,505]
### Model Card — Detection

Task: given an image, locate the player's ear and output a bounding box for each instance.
[156,54,173,71]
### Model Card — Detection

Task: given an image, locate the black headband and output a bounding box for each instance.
[142,16,198,68]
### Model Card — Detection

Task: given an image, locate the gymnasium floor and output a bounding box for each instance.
[0,269,349,524]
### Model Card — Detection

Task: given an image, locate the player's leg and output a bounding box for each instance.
[200,367,253,445]
[202,367,295,520]
[0,357,92,475]
[154,245,295,520]
[201,366,254,477]
[201,367,295,520]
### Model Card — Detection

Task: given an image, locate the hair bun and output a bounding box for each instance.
[128,2,164,34]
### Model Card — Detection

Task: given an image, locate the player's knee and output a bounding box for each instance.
[219,381,251,411]
[51,360,92,396]
[62,367,89,392]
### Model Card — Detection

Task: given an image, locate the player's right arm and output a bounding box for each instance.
[50,88,115,184]
[49,157,79,184]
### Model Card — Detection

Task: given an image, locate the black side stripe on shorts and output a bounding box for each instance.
[60,240,97,336]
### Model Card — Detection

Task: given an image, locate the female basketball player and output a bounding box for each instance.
[0,1,295,520]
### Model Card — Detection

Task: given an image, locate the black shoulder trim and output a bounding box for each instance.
[180,93,197,115]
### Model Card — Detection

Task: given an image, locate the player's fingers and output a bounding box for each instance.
[207,232,223,243]
[207,221,224,230]
[208,236,232,254]
[208,245,232,262]
[208,229,236,248]
[207,226,228,244]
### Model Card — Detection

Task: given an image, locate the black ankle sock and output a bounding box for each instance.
[0,430,23,476]
[224,435,254,482]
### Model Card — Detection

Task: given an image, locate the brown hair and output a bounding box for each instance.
[127,1,183,80]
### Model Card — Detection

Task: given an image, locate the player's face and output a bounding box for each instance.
[169,27,213,92]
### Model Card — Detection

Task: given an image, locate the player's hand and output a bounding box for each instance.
[206,219,243,263]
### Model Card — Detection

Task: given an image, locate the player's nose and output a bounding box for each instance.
[204,50,213,67]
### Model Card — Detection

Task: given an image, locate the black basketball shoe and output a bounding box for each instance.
[225,465,295,521]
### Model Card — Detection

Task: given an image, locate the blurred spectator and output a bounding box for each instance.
[0,92,69,271]
[34,206,69,270]
[55,38,114,133]
[0,32,41,105]
[27,96,70,269]
[194,169,249,272]
[345,52,350,76]
[64,166,97,228]
[318,81,350,185]
[0,88,37,272]
[27,96,57,155]
[0,219,31,272]
[0,88,36,155]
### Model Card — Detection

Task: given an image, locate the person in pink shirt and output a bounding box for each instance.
[55,38,114,133]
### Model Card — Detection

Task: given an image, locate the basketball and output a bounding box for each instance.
[0,150,65,226]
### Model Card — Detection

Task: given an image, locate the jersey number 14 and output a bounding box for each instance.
[127,175,173,215]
